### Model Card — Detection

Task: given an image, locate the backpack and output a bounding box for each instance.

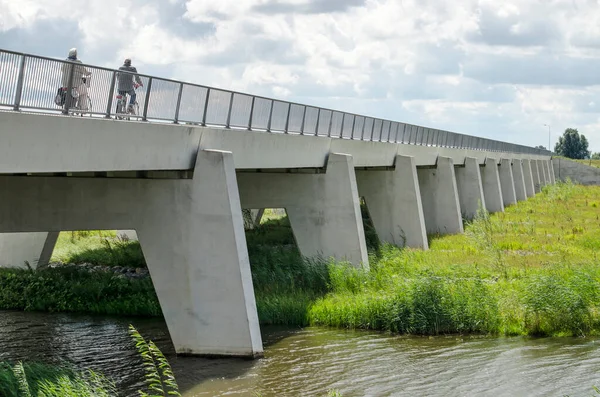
[54,87,67,106]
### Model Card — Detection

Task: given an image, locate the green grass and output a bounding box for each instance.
[0,362,116,397]
[309,182,600,337]
[574,159,600,168]
[51,231,146,268]
[0,266,161,316]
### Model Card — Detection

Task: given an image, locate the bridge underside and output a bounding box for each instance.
[0,112,556,358]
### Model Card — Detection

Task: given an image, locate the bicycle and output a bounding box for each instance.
[55,76,92,116]
[115,85,141,120]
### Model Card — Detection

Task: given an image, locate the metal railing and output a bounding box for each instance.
[0,48,551,156]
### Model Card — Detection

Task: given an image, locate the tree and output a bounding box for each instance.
[535,145,546,150]
[592,152,600,160]
[554,128,590,159]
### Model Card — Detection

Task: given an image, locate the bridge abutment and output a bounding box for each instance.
[499,159,517,207]
[417,156,463,235]
[237,153,369,267]
[454,157,486,220]
[356,155,428,249]
[480,158,504,214]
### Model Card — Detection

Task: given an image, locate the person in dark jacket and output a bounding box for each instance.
[117,58,143,113]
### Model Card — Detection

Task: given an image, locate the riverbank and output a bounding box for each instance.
[1,181,599,337]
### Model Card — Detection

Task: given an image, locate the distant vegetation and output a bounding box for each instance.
[554,128,591,159]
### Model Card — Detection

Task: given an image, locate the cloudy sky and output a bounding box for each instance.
[1,0,600,152]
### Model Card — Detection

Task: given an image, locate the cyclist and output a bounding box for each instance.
[60,48,91,111]
[117,58,143,114]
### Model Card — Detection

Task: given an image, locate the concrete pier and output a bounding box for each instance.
[537,159,548,187]
[237,153,369,267]
[499,158,517,207]
[455,157,486,220]
[356,155,428,249]
[480,158,504,214]
[511,159,528,202]
[417,156,463,235]
[521,159,536,198]
[532,160,542,193]
[0,232,58,269]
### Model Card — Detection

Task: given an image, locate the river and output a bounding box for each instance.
[1,310,599,396]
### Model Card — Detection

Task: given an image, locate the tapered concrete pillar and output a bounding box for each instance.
[511,159,527,202]
[521,160,535,198]
[0,149,263,358]
[455,157,486,220]
[137,150,262,357]
[532,160,542,193]
[0,231,59,268]
[548,159,556,184]
[480,158,504,213]
[417,156,463,235]
[499,158,517,206]
[237,153,368,267]
[537,159,548,187]
[356,155,428,249]
[545,160,555,184]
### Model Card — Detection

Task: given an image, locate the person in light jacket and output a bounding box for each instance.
[60,48,91,111]
[117,58,143,113]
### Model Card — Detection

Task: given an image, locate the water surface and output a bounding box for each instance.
[1,310,599,396]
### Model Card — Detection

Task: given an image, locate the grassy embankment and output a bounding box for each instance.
[2,183,600,336]
[575,159,600,169]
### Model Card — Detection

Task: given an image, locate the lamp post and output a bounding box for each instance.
[544,124,551,151]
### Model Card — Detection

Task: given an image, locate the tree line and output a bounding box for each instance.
[536,128,598,160]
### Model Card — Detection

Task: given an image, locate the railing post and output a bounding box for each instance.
[13,55,26,111]
[369,119,375,141]
[385,122,392,142]
[379,120,384,142]
[202,88,210,126]
[141,77,152,121]
[315,108,321,135]
[340,113,346,138]
[266,100,274,132]
[300,106,307,135]
[174,82,184,124]
[350,115,357,139]
[248,96,255,130]
[225,92,234,128]
[360,118,366,140]
[327,112,333,137]
[284,102,291,133]
[62,62,75,115]
[105,71,116,118]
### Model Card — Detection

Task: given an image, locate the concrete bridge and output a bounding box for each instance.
[0,49,554,358]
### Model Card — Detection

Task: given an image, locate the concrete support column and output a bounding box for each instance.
[537,159,548,187]
[0,231,59,268]
[521,160,536,198]
[480,158,504,214]
[136,150,262,357]
[532,160,542,193]
[0,149,263,358]
[454,157,486,220]
[356,155,428,249]
[545,160,555,184]
[499,158,517,207]
[548,159,557,184]
[417,156,463,235]
[237,153,369,267]
[511,159,528,202]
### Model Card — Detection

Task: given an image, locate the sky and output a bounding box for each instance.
[1,0,599,152]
